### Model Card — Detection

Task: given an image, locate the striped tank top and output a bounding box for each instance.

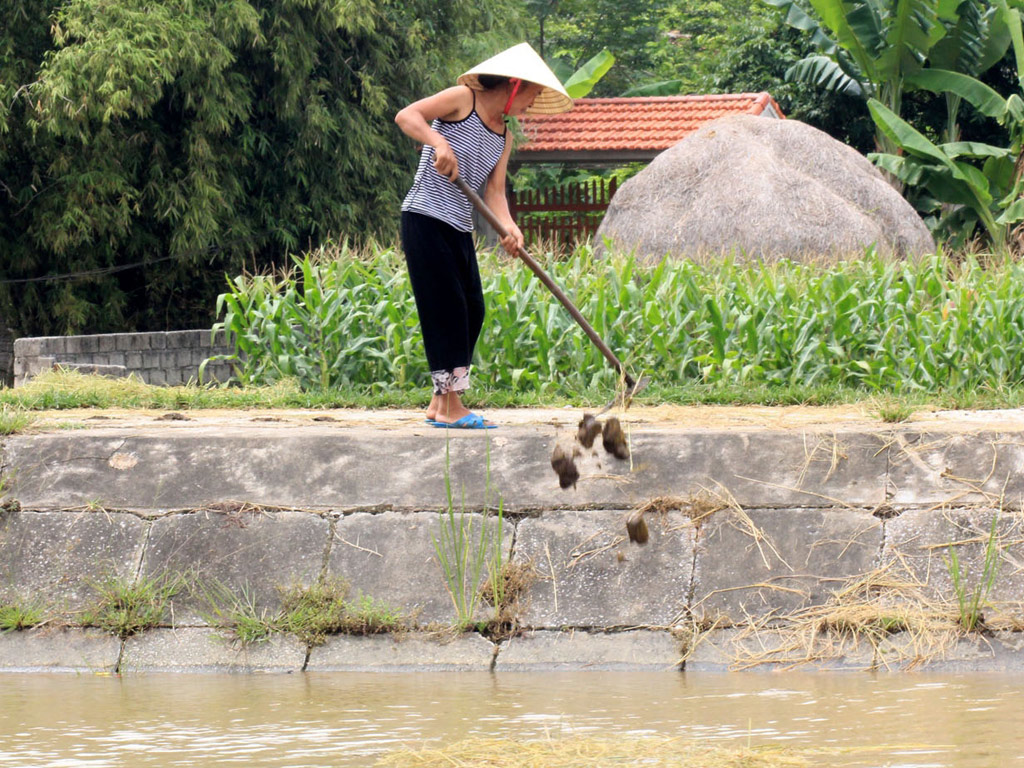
[401,98,507,233]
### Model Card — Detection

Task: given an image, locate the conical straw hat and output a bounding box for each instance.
[458,42,573,115]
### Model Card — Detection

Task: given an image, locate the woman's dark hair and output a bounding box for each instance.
[477,74,510,89]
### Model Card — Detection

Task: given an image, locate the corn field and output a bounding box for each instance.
[210,242,1024,394]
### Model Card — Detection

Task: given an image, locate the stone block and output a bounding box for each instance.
[146,369,167,386]
[125,334,153,351]
[164,368,184,387]
[881,507,1024,605]
[596,430,889,508]
[515,510,695,629]
[0,510,148,611]
[114,334,134,351]
[141,509,329,624]
[494,629,682,670]
[0,627,120,672]
[148,334,167,350]
[17,336,65,355]
[126,352,143,369]
[68,335,100,354]
[97,335,118,352]
[164,331,196,349]
[691,507,882,624]
[120,627,306,672]
[306,633,495,671]
[33,356,56,376]
[874,630,1024,672]
[13,338,42,358]
[327,511,511,626]
[887,431,1024,504]
[174,348,194,369]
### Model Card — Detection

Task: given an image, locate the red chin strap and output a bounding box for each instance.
[503,78,523,116]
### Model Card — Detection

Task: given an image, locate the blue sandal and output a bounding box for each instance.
[431,413,497,430]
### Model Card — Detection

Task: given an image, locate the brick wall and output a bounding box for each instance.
[12,330,237,387]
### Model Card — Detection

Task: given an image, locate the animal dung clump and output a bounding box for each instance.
[626,509,649,545]
[577,413,602,449]
[602,417,630,460]
[550,444,579,489]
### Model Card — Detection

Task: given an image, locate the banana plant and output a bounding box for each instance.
[923,0,1013,141]
[867,0,1024,246]
[765,0,962,152]
[561,49,616,98]
[868,95,1024,247]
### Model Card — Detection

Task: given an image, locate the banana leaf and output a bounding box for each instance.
[564,50,615,99]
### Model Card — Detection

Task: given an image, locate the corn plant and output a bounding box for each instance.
[210,241,1024,395]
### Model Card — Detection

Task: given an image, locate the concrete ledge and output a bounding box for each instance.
[0,628,120,673]
[306,633,495,671]
[8,424,1024,513]
[684,627,876,672]
[494,630,682,670]
[120,628,306,673]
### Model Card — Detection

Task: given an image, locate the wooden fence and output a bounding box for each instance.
[509,178,618,249]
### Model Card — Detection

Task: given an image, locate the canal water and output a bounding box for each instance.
[1,671,1022,766]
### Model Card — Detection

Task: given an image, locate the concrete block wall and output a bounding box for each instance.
[12,330,236,386]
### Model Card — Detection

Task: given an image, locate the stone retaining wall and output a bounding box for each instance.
[12,330,236,386]
[2,502,1023,674]
[2,420,1024,673]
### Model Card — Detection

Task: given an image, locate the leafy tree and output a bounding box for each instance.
[867,1,1024,246]
[767,0,1023,155]
[523,0,669,96]
[702,14,877,152]
[0,0,521,337]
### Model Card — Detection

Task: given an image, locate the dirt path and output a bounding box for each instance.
[22,403,1024,434]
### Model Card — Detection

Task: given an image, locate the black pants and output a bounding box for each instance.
[400,211,485,387]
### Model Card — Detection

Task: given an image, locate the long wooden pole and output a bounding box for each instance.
[454,176,634,390]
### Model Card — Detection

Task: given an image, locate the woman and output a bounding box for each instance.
[395,43,573,429]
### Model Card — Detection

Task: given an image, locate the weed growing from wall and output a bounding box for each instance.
[945,514,1002,632]
[80,572,184,639]
[433,437,508,632]
[0,600,46,631]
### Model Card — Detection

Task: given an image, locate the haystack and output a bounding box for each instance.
[595,115,934,263]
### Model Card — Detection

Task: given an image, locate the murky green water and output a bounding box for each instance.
[1,671,1022,766]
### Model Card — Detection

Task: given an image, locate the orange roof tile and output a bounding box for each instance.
[517,93,784,154]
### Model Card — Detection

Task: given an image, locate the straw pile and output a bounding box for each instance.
[595,115,934,264]
[376,737,816,767]
[717,565,963,671]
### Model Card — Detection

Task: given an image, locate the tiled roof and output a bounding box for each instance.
[517,93,784,154]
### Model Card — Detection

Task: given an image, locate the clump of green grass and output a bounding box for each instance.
[871,396,919,423]
[279,578,405,645]
[80,572,183,639]
[198,582,279,645]
[201,577,405,646]
[332,593,406,636]
[0,600,46,631]
[0,404,34,434]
